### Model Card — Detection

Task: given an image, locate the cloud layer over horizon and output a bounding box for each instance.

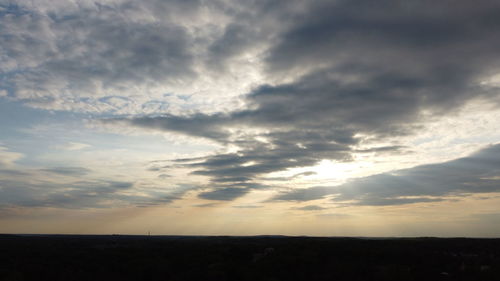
[2,0,500,235]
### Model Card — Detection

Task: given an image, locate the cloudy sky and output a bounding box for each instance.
[2,0,500,237]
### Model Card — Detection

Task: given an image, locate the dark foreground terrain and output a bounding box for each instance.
[1,235,500,281]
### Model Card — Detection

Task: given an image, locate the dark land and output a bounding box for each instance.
[1,234,500,281]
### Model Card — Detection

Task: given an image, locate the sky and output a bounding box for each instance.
[1,0,500,237]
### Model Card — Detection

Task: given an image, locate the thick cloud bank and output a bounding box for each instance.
[3,0,500,204]
[110,0,500,200]
[274,144,500,206]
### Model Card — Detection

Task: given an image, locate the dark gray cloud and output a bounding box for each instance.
[110,0,500,202]
[0,169,30,177]
[274,144,500,206]
[0,178,134,209]
[207,23,257,71]
[107,118,357,200]
[127,114,232,141]
[193,203,218,208]
[266,0,500,75]
[272,186,334,202]
[0,175,185,210]
[40,167,91,176]
[198,187,251,201]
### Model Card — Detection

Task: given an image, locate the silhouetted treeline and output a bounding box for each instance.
[1,234,500,281]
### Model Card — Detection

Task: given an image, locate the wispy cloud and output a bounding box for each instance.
[293,205,326,211]
[0,145,23,167]
[40,167,91,176]
[60,142,91,151]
